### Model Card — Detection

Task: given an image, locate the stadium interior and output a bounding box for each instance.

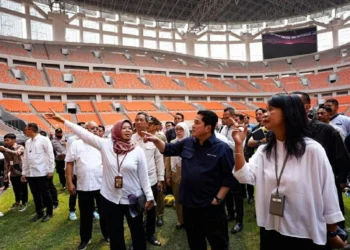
[0,0,349,136]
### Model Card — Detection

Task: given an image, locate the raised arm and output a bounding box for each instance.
[44,109,104,150]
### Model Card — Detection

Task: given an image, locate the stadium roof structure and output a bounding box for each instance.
[42,0,350,32]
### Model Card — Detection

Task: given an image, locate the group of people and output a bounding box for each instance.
[0,92,350,250]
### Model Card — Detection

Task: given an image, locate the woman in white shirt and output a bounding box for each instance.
[165,122,189,230]
[45,111,154,250]
[231,94,346,250]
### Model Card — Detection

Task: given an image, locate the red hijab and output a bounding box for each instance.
[111,120,135,155]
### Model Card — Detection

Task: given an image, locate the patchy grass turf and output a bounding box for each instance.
[0,175,349,250]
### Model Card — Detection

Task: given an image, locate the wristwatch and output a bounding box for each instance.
[214,196,223,204]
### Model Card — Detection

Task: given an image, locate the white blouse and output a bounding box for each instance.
[64,120,154,205]
[234,138,344,245]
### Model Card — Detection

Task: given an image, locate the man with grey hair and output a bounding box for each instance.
[66,121,108,249]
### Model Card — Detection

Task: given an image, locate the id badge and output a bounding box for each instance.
[269,193,285,217]
[115,175,123,189]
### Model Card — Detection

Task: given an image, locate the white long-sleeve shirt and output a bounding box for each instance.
[65,139,103,192]
[22,134,55,177]
[64,120,154,204]
[233,138,344,245]
[131,133,165,186]
[330,114,350,136]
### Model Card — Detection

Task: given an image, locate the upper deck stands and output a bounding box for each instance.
[106,73,150,89]
[146,74,186,90]
[71,70,107,88]
[162,102,196,111]
[17,66,45,86]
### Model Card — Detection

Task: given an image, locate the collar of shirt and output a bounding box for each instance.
[193,133,216,146]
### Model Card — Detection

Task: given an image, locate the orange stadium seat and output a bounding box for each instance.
[336,68,350,86]
[16,66,45,86]
[76,101,95,112]
[0,41,27,57]
[31,101,65,113]
[251,102,267,109]
[16,114,50,131]
[172,112,198,121]
[233,79,260,92]
[46,45,67,61]
[100,113,126,125]
[120,101,157,111]
[0,64,21,85]
[305,72,331,89]
[175,76,212,91]
[196,102,226,110]
[205,78,234,92]
[67,46,101,64]
[94,102,113,112]
[280,76,307,91]
[31,44,49,60]
[228,102,253,110]
[328,95,350,104]
[76,113,102,125]
[162,102,196,111]
[106,72,150,89]
[0,100,31,112]
[46,69,67,87]
[71,70,107,88]
[145,74,186,90]
[253,78,281,92]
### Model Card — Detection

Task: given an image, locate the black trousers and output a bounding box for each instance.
[55,160,66,187]
[145,184,157,238]
[69,175,77,212]
[78,190,108,242]
[260,228,327,250]
[101,195,146,250]
[225,186,244,223]
[27,176,53,216]
[10,176,28,204]
[183,204,228,250]
[47,177,58,206]
[247,184,254,199]
[337,186,345,229]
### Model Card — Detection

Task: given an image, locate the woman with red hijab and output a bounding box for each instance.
[45,110,154,250]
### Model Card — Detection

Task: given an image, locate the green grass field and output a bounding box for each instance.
[0,175,349,250]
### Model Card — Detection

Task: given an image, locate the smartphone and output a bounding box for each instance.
[252,128,266,141]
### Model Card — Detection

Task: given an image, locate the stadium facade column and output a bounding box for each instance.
[98,17,105,44]
[117,21,124,45]
[183,33,197,56]
[155,25,160,50]
[138,24,145,47]
[47,12,69,42]
[24,3,31,40]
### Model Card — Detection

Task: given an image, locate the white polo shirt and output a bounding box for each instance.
[65,139,102,192]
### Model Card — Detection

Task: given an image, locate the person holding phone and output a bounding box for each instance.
[232,94,346,249]
[45,110,154,250]
[0,133,27,212]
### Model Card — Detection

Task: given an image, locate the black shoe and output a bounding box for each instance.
[41,214,52,222]
[77,239,91,250]
[30,214,44,222]
[248,197,255,204]
[53,203,58,209]
[226,215,235,222]
[147,236,161,246]
[104,237,110,243]
[231,222,243,234]
[156,216,163,227]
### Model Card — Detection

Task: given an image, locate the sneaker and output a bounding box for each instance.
[0,212,4,217]
[69,211,77,220]
[93,211,100,220]
[18,204,27,212]
[9,203,20,210]
[77,239,91,250]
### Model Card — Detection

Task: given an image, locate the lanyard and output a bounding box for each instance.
[274,146,289,194]
[116,153,128,175]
